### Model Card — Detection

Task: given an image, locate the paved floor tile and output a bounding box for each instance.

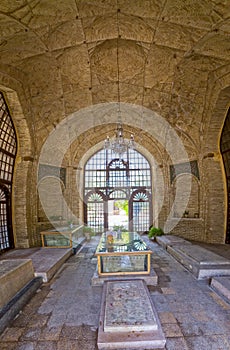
[0,327,25,342]
[0,236,229,350]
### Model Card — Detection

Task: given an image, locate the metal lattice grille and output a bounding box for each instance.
[0,188,9,249]
[0,92,17,251]
[84,148,152,233]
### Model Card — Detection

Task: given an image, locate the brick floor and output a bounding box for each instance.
[0,236,229,350]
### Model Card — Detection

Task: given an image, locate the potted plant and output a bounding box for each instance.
[148,226,164,240]
[183,210,189,218]
[82,225,94,241]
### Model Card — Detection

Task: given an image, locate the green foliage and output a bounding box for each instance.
[112,225,127,232]
[82,225,95,234]
[148,226,164,239]
[114,200,129,215]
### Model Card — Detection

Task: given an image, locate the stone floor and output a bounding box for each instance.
[0,236,230,350]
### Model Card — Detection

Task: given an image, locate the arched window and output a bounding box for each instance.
[84,148,152,233]
[0,92,17,251]
[220,107,230,243]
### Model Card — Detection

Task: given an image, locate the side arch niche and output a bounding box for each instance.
[171,173,200,219]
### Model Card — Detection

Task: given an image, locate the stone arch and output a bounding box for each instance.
[37,176,66,223]
[171,173,200,219]
[202,68,230,243]
[0,73,34,248]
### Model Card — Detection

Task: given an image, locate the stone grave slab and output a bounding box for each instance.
[167,244,230,279]
[97,280,166,349]
[0,259,34,308]
[210,277,230,302]
[33,248,72,282]
[156,235,191,250]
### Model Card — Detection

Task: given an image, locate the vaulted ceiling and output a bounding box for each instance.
[0,0,230,152]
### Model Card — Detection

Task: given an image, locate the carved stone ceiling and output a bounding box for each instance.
[0,0,229,147]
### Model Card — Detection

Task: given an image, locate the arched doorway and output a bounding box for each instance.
[84,148,152,233]
[220,107,230,244]
[0,92,17,252]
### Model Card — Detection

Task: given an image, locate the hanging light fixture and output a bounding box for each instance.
[104,9,135,159]
[104,121,135,158]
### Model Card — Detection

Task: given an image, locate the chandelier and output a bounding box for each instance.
[104,120,135,159]
[104,14,135,159]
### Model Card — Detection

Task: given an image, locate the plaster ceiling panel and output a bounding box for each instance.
[90,41,118,86]
[91,83,120,104]
[92,83,143,109]
[118,83,144,105]
[216,18,230,34]
[32,97,65,127]
[63,88,93,115]
[76,0,117,17]
[18,55,63,99]
[118,0,165,19]
[161,0,222,30]
[57,45,91,90]
[0,31,47,64]
[143,88,171,118]
[173,64,208,100]
[21,0,78,29]
[83,13,155,44]
[118,40,146,85]
[39,19,84,51]
[193,33,230,61]
[154,21,208,52]
[82,14,118,43]
[90,39,146,87]
[178,54,225,73]
[144,45,183,89]
[118,13,155,43]
[0,14,26,40]
[0,0,27,13]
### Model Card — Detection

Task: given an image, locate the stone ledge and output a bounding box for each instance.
[91,266,158,286]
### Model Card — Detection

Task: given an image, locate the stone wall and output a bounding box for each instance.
[0,1,229,246]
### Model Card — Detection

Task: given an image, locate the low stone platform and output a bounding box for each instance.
[1,247,72,283]
[97,280,166,349]
[32,248,72,282]
[167,244,230,279]
[210,277,230,303]
[156,235,191,249]
[92,265,158,286]
[0,259,34,308]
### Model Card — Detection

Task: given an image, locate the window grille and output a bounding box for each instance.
[84,148,152,233]
[0,92,17,251]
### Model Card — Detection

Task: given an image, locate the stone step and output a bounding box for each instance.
[92,265,158,286]
[97,280,166,349]
[210,277,230,303]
